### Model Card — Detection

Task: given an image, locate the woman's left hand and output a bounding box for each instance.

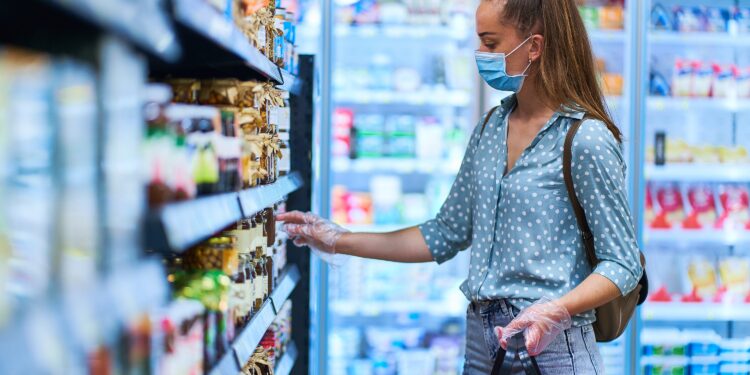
[494,297,573,356]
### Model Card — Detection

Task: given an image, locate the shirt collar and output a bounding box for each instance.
[497,93,586,120]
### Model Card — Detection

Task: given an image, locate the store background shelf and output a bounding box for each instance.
[645,164,750,182]
[588,29,626,43]
[209,265,301,375]
[331,300,465,317]
[335,24,470,40]
[647,97,750,113]
[649,31,750,48]
[333,89,471,107]
[150,0,297,89]
[146,172,303,252]
[0,0,180,61]
[642,302,750,321]
[332,157,460,175]
[274,342,298,375]
[644,228,750,247]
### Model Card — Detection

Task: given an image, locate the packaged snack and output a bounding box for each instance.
[712,64,736,98]
[692,61,713,97]
[684,257,719,300]
[672,59,692,97]
[682,185,717,229]
[648,285,673,302]
[651,184,685,229]
[674,6,707,32]
[599,5,624,30]
[715,185,750,229]
[333,108,353,158]
[646,184,656,226]
[719,257,750,300]
[649,71,671,96]
[706,7,730,32]
[651,4,673,31]
[579,6,599,29]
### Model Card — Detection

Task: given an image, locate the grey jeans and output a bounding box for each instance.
[463,300,605,375]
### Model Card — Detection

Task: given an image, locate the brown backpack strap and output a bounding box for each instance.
[480,106,500,137]
[563,119,598,268]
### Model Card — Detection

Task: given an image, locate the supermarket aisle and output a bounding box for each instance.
[0,1,309,374]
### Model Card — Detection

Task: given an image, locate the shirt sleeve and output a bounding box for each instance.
[570,119,643,295]
[418,112,487,264]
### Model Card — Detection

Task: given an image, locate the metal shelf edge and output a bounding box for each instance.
[274,342,298,375]
[231,265,301,367]
[238,172,304,218]
[208,351,240,375]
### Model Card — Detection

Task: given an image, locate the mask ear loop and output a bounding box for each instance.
[506,35,535,77]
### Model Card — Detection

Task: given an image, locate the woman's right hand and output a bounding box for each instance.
[276,211,349,261]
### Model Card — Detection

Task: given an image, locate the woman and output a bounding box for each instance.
[278,0,643,373]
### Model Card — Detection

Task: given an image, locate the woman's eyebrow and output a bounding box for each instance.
[478,32,497,37]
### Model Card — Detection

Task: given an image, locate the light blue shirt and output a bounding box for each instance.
[419,95,643,326]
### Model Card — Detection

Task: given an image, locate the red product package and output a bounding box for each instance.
[682,185,717,229]
[651,183,685,229]
[333,108,354,157]
[715,184,750,229]
[645,184,656,227]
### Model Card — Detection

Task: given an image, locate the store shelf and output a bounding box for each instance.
[331,300,465,317]
[210,265,301,375]
[647,97,750,113]
[642,302,750,321]
[146,172,303,252]
[238,173,304,219]
[344,224,414,233]
[645,164,750,182]
[150,0,297,89]
[274,342,298,375]
[332,157,460,175]
[588,29,626,43]
[649,31,750,48]
[333,89,471,107]
[335,24,470,40]
[0,0,180,61]
[644,228,750,247]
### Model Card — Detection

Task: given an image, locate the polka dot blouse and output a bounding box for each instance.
[419,95,643,326]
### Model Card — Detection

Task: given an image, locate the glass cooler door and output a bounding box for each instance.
[638,1,750,374]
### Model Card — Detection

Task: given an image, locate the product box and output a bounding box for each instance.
[651,183,685,229]
[682,185,717,229]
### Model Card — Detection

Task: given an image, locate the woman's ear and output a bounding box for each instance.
[528,34,544,62]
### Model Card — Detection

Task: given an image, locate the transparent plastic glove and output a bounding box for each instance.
[276,211,349,265]
[494,297,572,356]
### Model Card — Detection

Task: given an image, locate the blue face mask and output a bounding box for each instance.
[475,35,533,92]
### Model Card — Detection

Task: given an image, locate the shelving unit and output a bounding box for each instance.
[146,173,303,252]
[333,89,471,107]
[332,157,459,175]
[647,97,750,113]
[335,24,470,40]
[588,29,626,43]
[649,31,750,48]
[645,164,750,182]
[148,0,299,92]
[644,228,750,247]
[0,0,180,61]
[209,265,301,375]
[330,300,465,317]
[642,302,750,321]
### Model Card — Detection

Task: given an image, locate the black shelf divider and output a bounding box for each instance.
[208,264,301,375]
[0,0,180,62]
[145,172,303,253]
[150,0,298,90]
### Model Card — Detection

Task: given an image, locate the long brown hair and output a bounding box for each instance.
[494,0,622,142]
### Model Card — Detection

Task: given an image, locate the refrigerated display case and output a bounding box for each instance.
[319,1,481,374]
[638,1,750,374]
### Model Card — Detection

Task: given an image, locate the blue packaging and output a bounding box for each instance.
[706,7,730,32]
[651,4,673,30]
[689,342,721,357]
[735,8,750,33]
[674,6,707,32]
